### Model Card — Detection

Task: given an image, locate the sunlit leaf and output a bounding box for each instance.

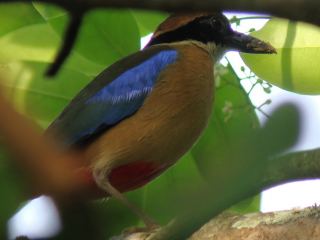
[1,61,91,128]
[0,24,59,63]
[242,18,320,94]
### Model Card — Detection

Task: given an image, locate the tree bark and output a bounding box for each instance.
[112,207,320,240]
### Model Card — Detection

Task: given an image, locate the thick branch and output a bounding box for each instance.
[113,207,320,240]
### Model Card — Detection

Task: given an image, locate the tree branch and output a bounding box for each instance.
[7,0,319,26]
[112,207,320,240]
[46,12,84,76]
[263,148,320,187]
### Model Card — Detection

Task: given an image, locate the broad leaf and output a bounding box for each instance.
[191,64,261,213]
[33,4,141,66]
[242,18,320,94]
[0,3,44,36]
[131,10,167,36]
[192,64,259,180]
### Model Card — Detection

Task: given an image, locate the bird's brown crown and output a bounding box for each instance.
[146,12,232,47]
[152,12,213,38]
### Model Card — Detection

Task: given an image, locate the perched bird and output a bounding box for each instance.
[47,12,276,227]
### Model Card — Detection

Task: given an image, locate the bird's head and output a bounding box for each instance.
[146,12,276,60]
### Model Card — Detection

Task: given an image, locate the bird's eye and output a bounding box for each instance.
[212,19,223,30]
[199,17,224,31]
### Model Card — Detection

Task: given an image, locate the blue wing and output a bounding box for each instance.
[47,47,178,147]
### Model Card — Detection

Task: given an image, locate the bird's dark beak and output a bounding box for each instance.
[225,31,277,54]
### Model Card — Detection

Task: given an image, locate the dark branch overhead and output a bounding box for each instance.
[46,12,84,76]
[6,0,320,25]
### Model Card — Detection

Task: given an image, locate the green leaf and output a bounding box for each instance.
[192,64,259,183]
[229,195,260,214]
[0,24,60,63]
[138,153,206,224]
[93,191,143,238]
[33,5,141,66]
[0,17,103,76]
[131,10,168,36]
[2,61,91,128]
[0,3,44,37]
[32,2,66,22]
[241,18,320,94]
[0,6,143,128]
[77,10,141,65]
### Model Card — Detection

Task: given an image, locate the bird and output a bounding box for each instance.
[46,12,276,228]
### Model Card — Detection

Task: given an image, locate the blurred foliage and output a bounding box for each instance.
[192,64,259,183]
[0,148,26,239]
[0,2,310,240]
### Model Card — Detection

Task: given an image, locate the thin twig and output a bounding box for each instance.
[46,12,84,76]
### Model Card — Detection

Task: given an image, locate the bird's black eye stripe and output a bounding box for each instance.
[198,17,213,25]
[209,18,216,24]
[212,19,222,28]
[198,17,223,30]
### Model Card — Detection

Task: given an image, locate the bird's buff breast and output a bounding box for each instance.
[86,43,214,194]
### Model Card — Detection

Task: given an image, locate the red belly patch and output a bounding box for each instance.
[79,161,168,198]
[109,161,167,192]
